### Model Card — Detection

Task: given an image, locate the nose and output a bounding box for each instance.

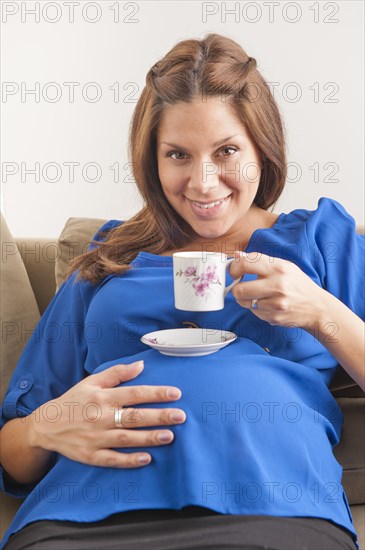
[186,159,219,195]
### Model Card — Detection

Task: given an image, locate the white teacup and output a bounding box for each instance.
[172,251,242,311]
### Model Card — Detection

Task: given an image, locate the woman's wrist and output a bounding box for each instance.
[27,404,53,454]
[300,286,330,332]
[0,414,54,486]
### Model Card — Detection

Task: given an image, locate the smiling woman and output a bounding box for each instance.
[156,97,280,252]
[1,32,363,550]
[59,32,287,284]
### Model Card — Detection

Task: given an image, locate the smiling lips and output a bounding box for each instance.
[186,195,231,217]
[192,198,226,209]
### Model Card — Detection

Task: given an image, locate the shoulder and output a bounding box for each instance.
[88,219,124,250]
[306,196,356,227]
[255,197,362,274]
[279,196,358,234]
[93,219,124,240]
[283,196,354,221]
[54,220,124,297]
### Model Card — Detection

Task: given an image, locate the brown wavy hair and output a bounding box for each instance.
[66,32,287,285]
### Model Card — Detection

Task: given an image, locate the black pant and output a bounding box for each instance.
[3,506,358,550]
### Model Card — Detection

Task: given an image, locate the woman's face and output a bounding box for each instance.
[156,96,262,244]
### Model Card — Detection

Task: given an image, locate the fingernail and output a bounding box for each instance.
[138,454,151,464]
[158,431,173,442]
[166,388,181,399]
[171,411,186,422]
[132,361,144,368]
[234,250,247,257]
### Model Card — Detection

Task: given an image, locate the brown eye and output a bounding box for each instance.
[167,151,188,160]
[219,146,237,157]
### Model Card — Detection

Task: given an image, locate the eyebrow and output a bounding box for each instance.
[160,134,242,149]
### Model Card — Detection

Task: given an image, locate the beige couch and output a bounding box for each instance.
[1,213,364,548]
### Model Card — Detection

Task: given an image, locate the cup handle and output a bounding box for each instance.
[224,257,243,297]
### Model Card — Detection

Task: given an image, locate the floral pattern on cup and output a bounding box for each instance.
[175,264,222,299]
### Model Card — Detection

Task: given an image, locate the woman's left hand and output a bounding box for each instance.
[229,251,326,330]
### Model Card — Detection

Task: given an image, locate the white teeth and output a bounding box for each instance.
[192,199,225,209]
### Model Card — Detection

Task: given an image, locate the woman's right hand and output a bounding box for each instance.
[29,360,186,469]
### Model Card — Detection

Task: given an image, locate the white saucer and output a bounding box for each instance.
[140,328,237,357]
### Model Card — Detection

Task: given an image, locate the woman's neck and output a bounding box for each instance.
[159,208,280,257]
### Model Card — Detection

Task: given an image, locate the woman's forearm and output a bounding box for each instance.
[304,290,365,392]
[0,411,54,485]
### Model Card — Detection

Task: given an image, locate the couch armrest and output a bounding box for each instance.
[15,238,58,316]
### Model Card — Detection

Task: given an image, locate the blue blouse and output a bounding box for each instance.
[1,197,364,549]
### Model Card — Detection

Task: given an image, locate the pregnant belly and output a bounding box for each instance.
[44,337,343,516]
[15,339,348,530]
[91,337,341,465]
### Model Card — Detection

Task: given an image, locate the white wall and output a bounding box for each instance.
[1,0,364,237]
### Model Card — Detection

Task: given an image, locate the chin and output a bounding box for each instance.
[191,224,227,240]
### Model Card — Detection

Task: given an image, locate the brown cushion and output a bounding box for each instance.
[16,238,57,316]
[329,366,365,398]
[0,214,40,402]
[55,217,108,291]
[334,398,365,505]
